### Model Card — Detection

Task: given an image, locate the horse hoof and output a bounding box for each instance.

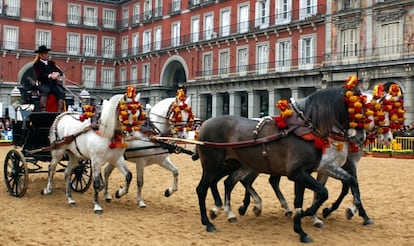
[227,217,237,223]
[285,211,293,217]
[209,210,218,220]
[301,235,313,243]
[346,208,354,220]
[313,222,324,228]
[165,189,171,197]
[139,204,147,208]
[105,198,112,203]
[69,202,76,208]
[253,207,262,217]
[322,208,331,218]
[363,219,374,226]
[206,225,217,233]
[238,206,247,216]
[95,210,103,215]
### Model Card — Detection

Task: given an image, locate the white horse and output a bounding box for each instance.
[41,92,143,214]
[103,90,194,208]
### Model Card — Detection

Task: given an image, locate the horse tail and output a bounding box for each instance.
[99,94,124,139]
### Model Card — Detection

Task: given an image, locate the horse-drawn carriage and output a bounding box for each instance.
[3,110,92,197]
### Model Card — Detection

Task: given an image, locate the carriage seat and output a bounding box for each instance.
[21,112,60,151]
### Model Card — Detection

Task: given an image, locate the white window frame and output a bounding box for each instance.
[255,0,269,29]
[68,4,81,24]
[132,32,140,55]
[299,0,317,20]
[298,36,315,70]
[122,7,129,28]
[144,0,152,20]
[84,6,98,27]
[142,63,150,85]
[238,3,249,34]
[220,8,230,37]
[67,33,80,55]
[4,25,19,50]
[83,34,97,57]
[172,22,180,47]
[276,0,292,25]
[219,49,230,78]
[120,68,127,86]
[37,0,52,21]
[36,29,51,49]
[204,13,214,40]
[275,39,292,72]
[131,66,138,84]
[172,0,181,12]
[82,66,96,88]
[341,28,359,60]
[103,9,116,29]
[154,27,161,50]
[5,0,21,17]
[191,16,200,43]
[102,36,115,58]
[133,3,140,24]
[102,67,115,89]
[256,43,269,74]
[379,21,402,59]
[237,46,248,76]
[203,52,213,79]
[121,36,129,57]
[143,30,151,53]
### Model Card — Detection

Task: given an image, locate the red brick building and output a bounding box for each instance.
[0,0,412,123]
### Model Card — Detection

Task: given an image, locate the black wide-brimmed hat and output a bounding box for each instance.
[34,45,51,53]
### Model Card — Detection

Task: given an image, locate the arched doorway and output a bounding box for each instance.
[160,56,188,97]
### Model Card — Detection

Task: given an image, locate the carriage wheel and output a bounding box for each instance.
[3,149,28,197]
[70,159,92,193]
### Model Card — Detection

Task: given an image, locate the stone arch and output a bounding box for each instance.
[160,55,188,97]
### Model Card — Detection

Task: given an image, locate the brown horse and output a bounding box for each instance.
[194,85,362,243]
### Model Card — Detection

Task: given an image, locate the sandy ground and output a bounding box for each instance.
[0,145,413,246]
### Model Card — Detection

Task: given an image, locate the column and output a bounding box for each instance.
[291,87,299,101]
[268,89,276,116]
[211,93,223,117]
[405,77,414,124]
[229,92,241,116]
[248,90,260,119]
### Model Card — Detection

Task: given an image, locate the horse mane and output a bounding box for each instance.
[99,94,124,139]
[298,86,357,137]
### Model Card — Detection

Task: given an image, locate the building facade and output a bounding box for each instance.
[0,0,413,124]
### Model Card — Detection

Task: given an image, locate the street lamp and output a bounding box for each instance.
[79,89,91,106]
[11,86,21,109]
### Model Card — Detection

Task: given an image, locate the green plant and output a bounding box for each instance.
[371,148,392,153]
[392,149,414,154]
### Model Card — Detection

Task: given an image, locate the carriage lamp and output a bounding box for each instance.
[10,86,21,109]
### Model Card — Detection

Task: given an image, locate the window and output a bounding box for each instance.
[299,0,317,20]
[102,37,115,58]
[37,0,52,21]
[132,33,140,55]
[4,26,18,50]
[133,4,140,24]
[143,30,151,53]
[131,66,138,84]
[154,27,161,50]
[84,6,98,26]
[5,0,20,17]
[219,49,229,77]
[238,4,249,33]
[67,33,80,55]
[82,66,96,88]
[103,9,116,29]
[154,0,162,18]
[220,8,230,37]
[68,4,81,24]
[256,43,269,74]
[144,0,152,20]
[298,36,315,70]
[120,68,127,86]
[237,47,248,76]
[172,22,180,47]
[276,0,291,25]
[191,16,200,43]
[122,7,129,28]
[255,0,269,29]
[121,36,128,57]
[380,22,401,58]
[102,68,114,89]
[36,29,51,49]
[172,0,181,12]
[341,28,358,59]
[83,35,97,56]
[204,13,214,40]
[203,52,213,78]
[142,63,150,85]
[341,0,359,10]
[276,39,291,72]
